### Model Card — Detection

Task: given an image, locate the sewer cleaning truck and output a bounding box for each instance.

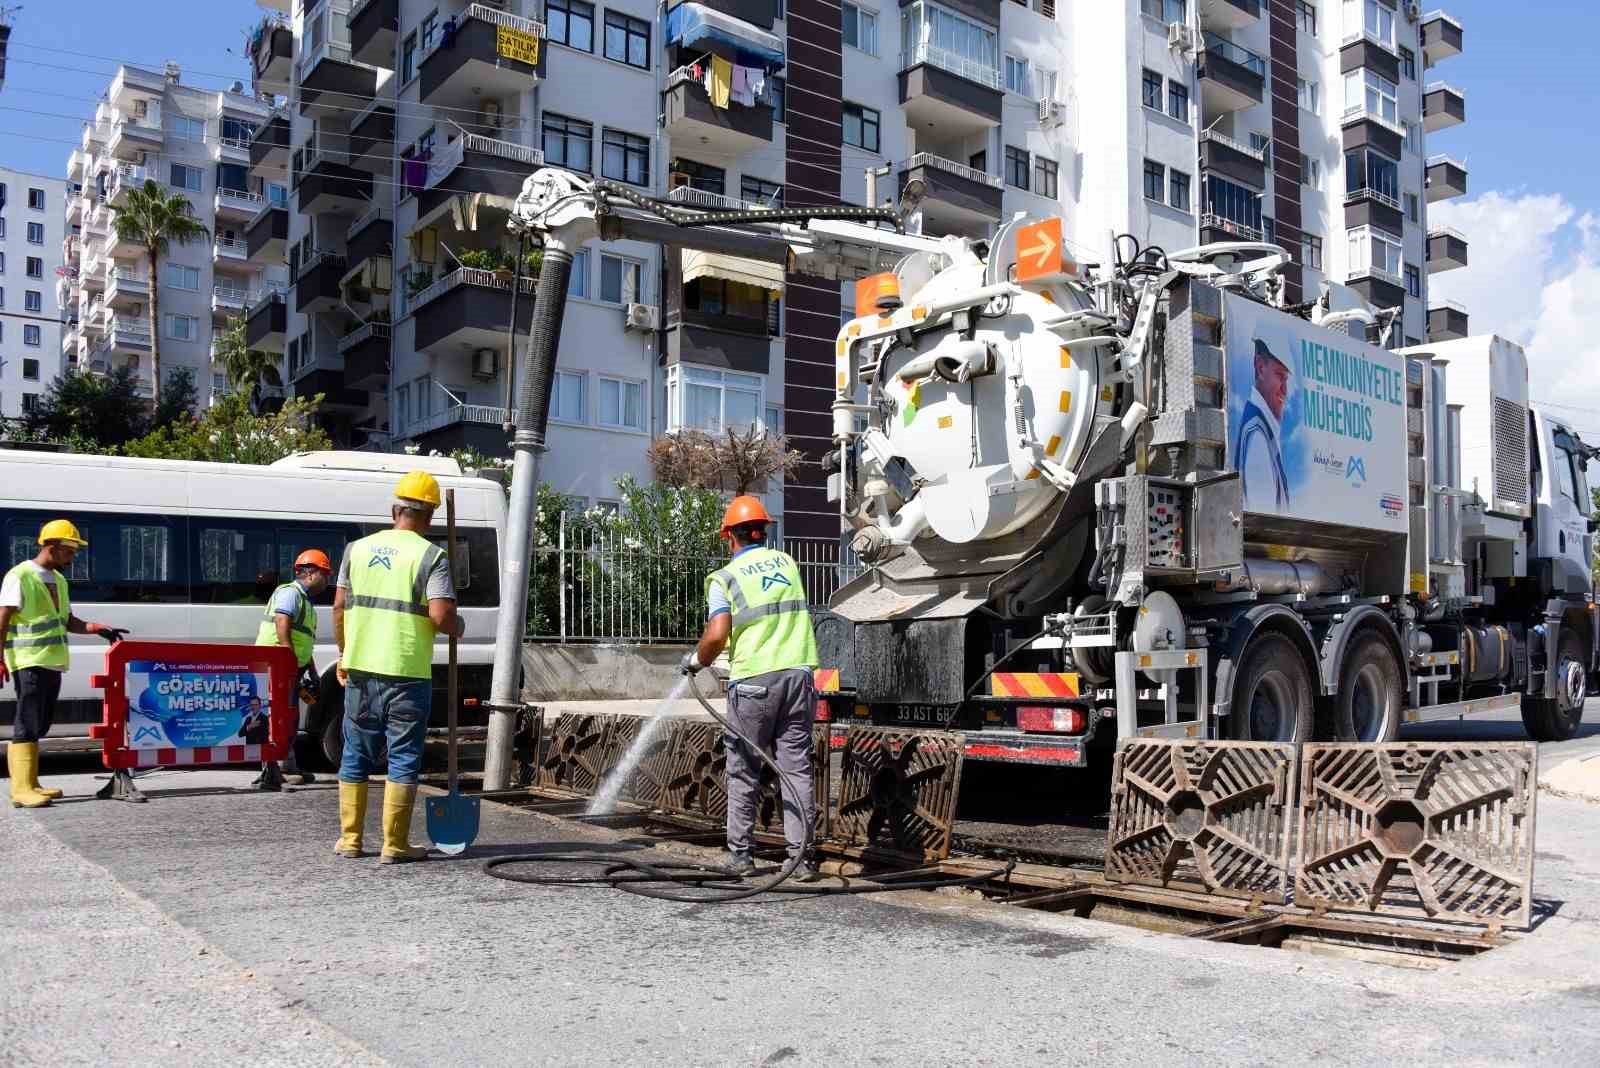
[815,216,1596,764]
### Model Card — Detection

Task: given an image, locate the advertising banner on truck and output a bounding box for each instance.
[1223,293,1408,534]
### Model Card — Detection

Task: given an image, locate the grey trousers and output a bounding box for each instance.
[724,666,816,858]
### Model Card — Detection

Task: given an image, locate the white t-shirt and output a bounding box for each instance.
[2,562,65,672]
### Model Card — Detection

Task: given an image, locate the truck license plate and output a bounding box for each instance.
[884,704,960,727]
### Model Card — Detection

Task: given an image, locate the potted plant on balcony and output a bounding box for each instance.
[404,268,435,302]
[455,247,504,279]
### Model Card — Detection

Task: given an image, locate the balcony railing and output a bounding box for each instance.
[1199,212,1263,241]
[339,320,391,353]
[1341,103,1406,137]
[219,135,252,153]
[348,201,391,236]
[217,187,266,212]
[902,152,1003,189]
[410,266,537,314]
[665,185,762,212]
[1427,153,1467,170]
[215,236,250,257]
[1344,186,1401,212]
[1348,264,1402,286]
[298,38,357,82]
[213,284,253,307]
[1430,297,1468,315]
[1198,129,1267,162]
[898,42,1002,91]
[424,130,544,190]
[408,400,517,439]
[249,287,287,317]
[1425,80,1465,99]
[295,249,347,282]
[1428,225,1468,242]
[1202,32,1266,76]
[420,2,545,65]
[1340,26,1398,54]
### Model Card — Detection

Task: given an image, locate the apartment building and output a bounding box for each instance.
[246,0,1467,538]
[0,169,67,419]
[63,63,280,407]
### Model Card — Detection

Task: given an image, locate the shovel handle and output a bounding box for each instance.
[446,489,459,792]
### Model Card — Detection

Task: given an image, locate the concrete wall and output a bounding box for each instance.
[520,642,701,702]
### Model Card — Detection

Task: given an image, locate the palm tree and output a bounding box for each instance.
[111,180,209,408]
[212,316,283,413]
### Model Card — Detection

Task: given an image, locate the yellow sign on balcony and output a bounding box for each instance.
[496,25,541,66]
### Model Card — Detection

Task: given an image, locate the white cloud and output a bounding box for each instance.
[1430,192,1600,433]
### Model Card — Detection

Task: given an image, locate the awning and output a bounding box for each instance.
[682,250,785,293]
[408,191,518,236]
[665,2,785,70]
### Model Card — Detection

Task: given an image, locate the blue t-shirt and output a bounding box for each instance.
[706,544,764,620]
[271,581,310,619]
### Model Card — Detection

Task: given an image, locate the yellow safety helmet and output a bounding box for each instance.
[38,519,88,547]
[394,470,442,509]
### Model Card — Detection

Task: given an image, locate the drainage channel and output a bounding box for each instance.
[455,781,1511,971]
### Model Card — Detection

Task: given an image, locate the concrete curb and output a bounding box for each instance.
[1542,753,1600,803]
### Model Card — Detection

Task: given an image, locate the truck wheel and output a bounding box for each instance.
[1522,633,1587,742]
[320,713,345,769]
[1332,631,1402,742]
[1229,632,1314,743]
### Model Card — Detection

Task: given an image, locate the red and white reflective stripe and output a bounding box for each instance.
[964,742,1082,763]
[131,745,263,768]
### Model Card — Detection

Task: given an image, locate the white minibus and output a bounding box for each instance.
[0,448,507,764]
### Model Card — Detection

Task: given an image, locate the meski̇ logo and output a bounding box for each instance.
[760,573,792,593]
[1345,456,1368,486]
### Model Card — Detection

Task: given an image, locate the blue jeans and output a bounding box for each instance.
[339,672,430,786]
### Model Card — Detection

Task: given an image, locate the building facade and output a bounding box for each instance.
[64,63,279,408]
[0,169,67,420]
[245,0,1467,537]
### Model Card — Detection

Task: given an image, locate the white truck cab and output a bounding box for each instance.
[1531,407,1595,595]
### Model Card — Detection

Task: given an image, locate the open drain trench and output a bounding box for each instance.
[430,714,1536,968]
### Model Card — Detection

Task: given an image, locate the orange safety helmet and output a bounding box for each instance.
[720,495,772,535]
[294,549,333,574]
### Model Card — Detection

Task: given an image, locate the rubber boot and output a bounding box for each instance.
[28,748,62,800]
[334,781,368,857]
[8,743,52,809]
[379,782,428,864]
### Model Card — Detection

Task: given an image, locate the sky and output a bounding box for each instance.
[0,1,1594,424]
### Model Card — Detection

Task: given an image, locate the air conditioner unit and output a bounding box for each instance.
[1037,98,1063,126]
[1168,22,1195,52]
[625,302,659,332]
[471,348,498,380]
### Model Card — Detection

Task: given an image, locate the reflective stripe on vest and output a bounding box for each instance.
[3,563,71,672]
[255,582,316,667]
[342,530,444,679]
[706,547,819,680]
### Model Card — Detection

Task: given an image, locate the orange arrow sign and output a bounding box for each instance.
[1015,218,1070,283]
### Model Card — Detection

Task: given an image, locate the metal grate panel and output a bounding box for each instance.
[534,712,614,796]
[603,715,678,808]
[755,722,832,840]
[1492,396,1529,506]
[657,721,729,822]
[1105,739,1297,901]
[833,727,964,859]
[1296,743,1538,928]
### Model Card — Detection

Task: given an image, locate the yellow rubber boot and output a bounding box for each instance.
[8,743,52,809]
[379,782,428,864]
[335,781,369,857]
[29,754,63,800]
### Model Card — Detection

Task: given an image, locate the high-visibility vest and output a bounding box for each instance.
[3,563,71,672]
[342,529,446,680]
[706,546,818,681]
[255,582,316,667]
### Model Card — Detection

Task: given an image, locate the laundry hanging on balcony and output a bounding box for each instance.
[665,3,785,71]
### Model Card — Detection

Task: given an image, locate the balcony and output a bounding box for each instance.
[1198,32,1265,114]
[1199,212,1263,244]
[1343,186,1404,237]
[404,399,515,455]
[1344,267,1406,312]
[1423,81,1466,133]
[1426,155,1467,202]
[295,251,348,316]
[348,0,398,68]
[289,350,367,409]
[1198,130,1267,189]
[66,194,85,225]
[295,142,374,216]
[410,267,536,353]
[419,5,545,112]
[1421,10,1463,65]
[107,112,163,162]
[108,316,153,356]
[215,235,250,265]
[1197,0,1259,30]
[348,97,396,174]
[346,204,392,271]
[246,290,288,352]
[246,202,289,263]
[107,163,151,206]
[338,320,391,390]
[416,131,542,220]
[1428,299,1469,341]
[106,267,149,309]
[1339,37,1400,86]
[664,62,774,157]
[1427,225,1468,273]
[212,283,252,318]
[215,186,265,221]
[103,226,146,262]
[666,320,772,375]
[896,153,1002,239]
[297,36,379,116]
[898,43,1003,136]
[251,19,293,92]
[250,110,291,172]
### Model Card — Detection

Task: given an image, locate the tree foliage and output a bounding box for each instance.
[212,316,283,413]
[154,366,199,428]
[121,393,332,464]
[22,366,150,449]
[647,426,804,495]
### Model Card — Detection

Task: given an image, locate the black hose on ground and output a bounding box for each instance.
[482,673,1015,902]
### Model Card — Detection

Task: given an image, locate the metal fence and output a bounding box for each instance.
[526,521,861,643]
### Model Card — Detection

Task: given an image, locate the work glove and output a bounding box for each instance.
[93,624,129,644]
[298,664,321,705]
[679,651,704,677]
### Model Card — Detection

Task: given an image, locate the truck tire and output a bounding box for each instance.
[1229,632,1314,743]
[1522,633,1587,742]
[1332,631,1402,743]
[320,713,345,770]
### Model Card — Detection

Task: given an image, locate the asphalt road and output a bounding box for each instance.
[3,712,1600,1066]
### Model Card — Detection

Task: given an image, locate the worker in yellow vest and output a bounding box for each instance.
[682,496,821,881]
[252,549,333,790]
[0,520,127,808]
[332,471,461,864]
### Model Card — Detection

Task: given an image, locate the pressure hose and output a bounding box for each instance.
[482,673,1015,902]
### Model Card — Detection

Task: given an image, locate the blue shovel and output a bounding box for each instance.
[427,488,480,855]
